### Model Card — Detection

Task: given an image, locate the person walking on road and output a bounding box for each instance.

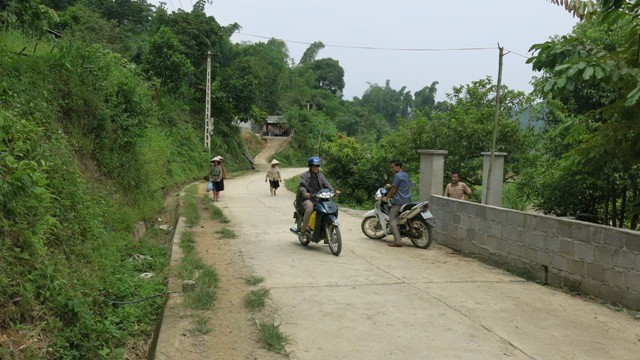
[382,159,412,247]
[265,159,282,196]
[444,172,472,200]
[209,156,224,202]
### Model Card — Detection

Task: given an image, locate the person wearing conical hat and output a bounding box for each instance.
[209,157,223,201]
[265,159,282,196]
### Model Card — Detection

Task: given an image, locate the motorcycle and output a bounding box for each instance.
[290,188,342,256]
[361,187,435,248]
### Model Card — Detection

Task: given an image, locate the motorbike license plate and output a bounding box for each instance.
[421,210,433,219]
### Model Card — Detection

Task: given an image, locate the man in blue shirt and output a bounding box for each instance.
[382,159,412,247]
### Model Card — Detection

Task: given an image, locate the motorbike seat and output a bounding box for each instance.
[399,202,420,213]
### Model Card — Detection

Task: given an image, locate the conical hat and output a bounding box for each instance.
[270,159,280,165]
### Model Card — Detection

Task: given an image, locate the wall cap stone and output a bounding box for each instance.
[418,149,448,155]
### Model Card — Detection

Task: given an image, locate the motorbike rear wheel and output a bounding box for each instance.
[361,216,386,239]
[296,214,310,246]
[326,225,342,256]
[409,220,433,249]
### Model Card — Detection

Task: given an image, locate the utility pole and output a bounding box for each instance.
[204,51,213,151]
[484,44,504,204]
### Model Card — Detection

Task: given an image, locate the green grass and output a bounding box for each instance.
[190,315,212,335]
[244,275,265,286]
[216,227,236,239]
[185,266,219,310]
[205,198,230,223]
[180,231,195,255]
[183,185,200,227]
[244,287,269,310]
[258,322,289,353]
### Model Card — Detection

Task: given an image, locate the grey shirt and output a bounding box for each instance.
[391,170,412,205]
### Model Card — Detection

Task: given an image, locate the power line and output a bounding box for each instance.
[505,49,530,59]
[238,32,496,52]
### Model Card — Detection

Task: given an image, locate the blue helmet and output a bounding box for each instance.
[308,156,321,167]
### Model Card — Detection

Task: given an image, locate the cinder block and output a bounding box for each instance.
[566,258,585,276]
[551,255,568,271]
[621,290,640,311]
[592,227,604,245]
[474,205,486,219]
[545,237,560,252]
[625,234,640,252]
[480,220,492,235]
[514,228,528,243]
[452,213,462,226]
[559,238,576,258]
[580,278,602,297]
[535,216,558,234]
[527,231,545,249]
[585,262,605,282]
[490,223,502,238]
[521,246,539,262]
[605,268,627,287]
[536,251,552,266]
[573,225,595,243]
[594,245,615,263]
[600,284,624,304]
[575,242,595,261]
[557,221,573,238]
[547,270,563,287]
[523,215,537,230]
[508,211,525,228]
[509,242,523,257]
[496,238,510,253]
[502,225,515,242]
[485,207,501,222]
[613,249,636,270]
[562,276,581,292]
[602,228,625,248]
[461,215,481,231]
[485,236,498,249]
[626,271,640,291]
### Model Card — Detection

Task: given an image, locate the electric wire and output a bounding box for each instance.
[238,32,496,52]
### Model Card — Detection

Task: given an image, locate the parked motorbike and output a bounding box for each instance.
[290,188,342,256]
[361,187,435,248]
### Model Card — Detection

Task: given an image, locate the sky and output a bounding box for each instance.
[155,0,579,101]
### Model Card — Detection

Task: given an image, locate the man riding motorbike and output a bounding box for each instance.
[297,156,340,237]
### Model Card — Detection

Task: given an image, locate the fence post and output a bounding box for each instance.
[417,150,448,201]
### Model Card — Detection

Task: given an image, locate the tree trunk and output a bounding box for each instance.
[611,181,618,228]
[603,189,610,225]
[631,175,639,230]
[620,184,627,228]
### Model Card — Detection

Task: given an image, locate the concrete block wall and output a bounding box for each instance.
[429,195,640,310]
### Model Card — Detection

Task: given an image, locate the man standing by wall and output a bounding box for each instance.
[444,172,472,200]
[382,159,412,247]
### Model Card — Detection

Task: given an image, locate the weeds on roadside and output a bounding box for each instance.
[205,198,230,223]
[245,275,264,286]
[183,185,200,227]
[190,315,212,335]
[244,287,269,310]
[216,227,236,239]
[180,231,195,255]
[258,322,289,353]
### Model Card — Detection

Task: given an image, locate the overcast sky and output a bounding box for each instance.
[156,0,578,100]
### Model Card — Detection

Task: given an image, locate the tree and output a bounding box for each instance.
[359,80,413,126]
[413,81,439,114]
[525,3,640,228]
[142,26,194,92]
[299,41,325,66]
[308,58,345,94]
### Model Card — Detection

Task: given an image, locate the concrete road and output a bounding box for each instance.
[217,168,640,360]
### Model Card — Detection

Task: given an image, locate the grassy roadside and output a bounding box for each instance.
[177,185,219,332]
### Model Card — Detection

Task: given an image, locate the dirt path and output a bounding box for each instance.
[154,181,287,360]
[154,134,291,359]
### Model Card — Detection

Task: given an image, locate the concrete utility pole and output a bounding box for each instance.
[204,51,213,151]
[484,44,504,205]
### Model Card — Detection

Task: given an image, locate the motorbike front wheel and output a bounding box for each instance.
[409,220,433,249]
[361,216,386,239]
[326,225,342,256]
